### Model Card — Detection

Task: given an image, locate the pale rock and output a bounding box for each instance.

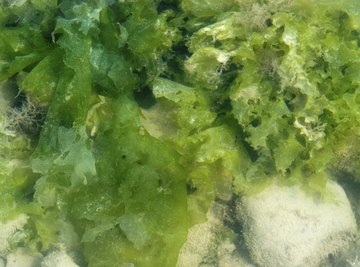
[41,251,79,267]
[176,220,219,267]
[177,202,255,267]
[237,181,357,267]
[217,239,255,267]
[0,214,28,253]
[176,203,226,267]
[6,248,42,267]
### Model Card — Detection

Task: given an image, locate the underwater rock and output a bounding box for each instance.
[6,248,42,267]
[177,202,256,267]
[41,250,79,267]
[176,220,219,267]
[216,239,255,267]
[237,180,357,267]
[176,203,226,267]
[0,214,28,254]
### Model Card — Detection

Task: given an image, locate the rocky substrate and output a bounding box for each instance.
[0,180,358,267]
[177,180,358,267]
[238,181,357,267]
[0,214,79,267]
[0,249,78,267]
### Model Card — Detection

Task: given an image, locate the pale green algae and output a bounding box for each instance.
[0,0,360,266]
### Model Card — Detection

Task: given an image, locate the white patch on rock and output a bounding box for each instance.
[0,214,28,253]
[177,202,255,267]
[41,251,79,267]
[217,239,255,267]
[237,180,357,267]
[6,248,42,267]
[177,203,228,267]
[176,219,219,267]
[216,53,229,65]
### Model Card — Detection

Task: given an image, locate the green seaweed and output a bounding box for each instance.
[1,0,360,266]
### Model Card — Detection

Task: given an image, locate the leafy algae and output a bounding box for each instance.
[1,0,360,266]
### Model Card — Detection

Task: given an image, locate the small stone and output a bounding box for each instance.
[41,251,79,267]
[237,180,357,267]
[177,202,256,267]
[176,221,218,267]
[0,214,28,254]
[177,203,227,267]
[6,248,42,267]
